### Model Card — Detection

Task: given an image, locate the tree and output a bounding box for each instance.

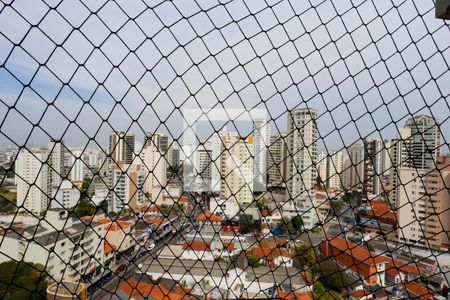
[320,268,348,292]
[239,220,254,234]
[81,177,91,191]
[99,200,108,213]
[0,202,16,213]
[256,200,267,212]
[292,243,317,269]
[0,261,47,300]
[277,217,292,234]
[73,199,98,217]
[291,216,303,232]
[313,281,325,294]
[246,255,261,267]
[160,205,171,216]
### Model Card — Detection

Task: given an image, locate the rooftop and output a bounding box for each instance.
[326,236,389,266]
[197,211,222,222]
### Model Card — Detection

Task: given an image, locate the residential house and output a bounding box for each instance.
[321,236,389,286]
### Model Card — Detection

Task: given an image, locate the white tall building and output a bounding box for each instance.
[285,108,319,229]
[220,135,254,205]
[253,119,270,192]
[16,149,51,214]
[141,143,167,200]
[364,138,385,196]
[389,116,441,206]
[51,179,81,209]
[69,150,84,182]
[343,143,365,190]
[110,163,145,212]
[209,129,228,193]
[326,150,345,190]
[48,139,65,186]
[389,127,412,206]
[16,140,65,214]
[267,134,287,187]
[194,143,212,182]
[109,131,135,165]
[317,151,327,188]
[404,115,441,169]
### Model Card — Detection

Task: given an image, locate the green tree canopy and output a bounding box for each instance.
[239,219,259,234]
[291,215,303,232]
[292,243,317,269]
[246,255,261,267]
[320,268,348,292]
[0,261,47,300]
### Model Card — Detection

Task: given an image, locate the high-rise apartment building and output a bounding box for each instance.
[110,163,145,212]
[363,138,385,196]
[404,115,441,169]
[220,134,254,205]
[16,148,51,214]
[285,108,318,229]
[171,146,180,169]
[195,143,212,182]
[389,116,440,206]
[253,119,270,191]
[343,144,365,190]
[141,143,167,200]
[388,127,413,206]
[202,128,229,193]
[267,134,287,187]
[48,139,65,186]
[69,150,84,182]
[325,150,345,190]
[144,132,169,154]
[397,156,450,250]
[16,140,65,214]
[50,179,81,209]
[109,131,135,165]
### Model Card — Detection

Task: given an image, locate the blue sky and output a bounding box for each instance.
[0,0,449,153]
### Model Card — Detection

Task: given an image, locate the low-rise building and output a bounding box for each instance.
[180,240,240,261]
[359,201,397,240]
[321,236,389,286]
[247,240,292,268]
[143,258,308,299]
[0,209,104,282]
[196,211,222,235]
[384,258,421,285]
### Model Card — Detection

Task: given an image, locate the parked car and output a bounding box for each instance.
[147,242,155,250]
[116,263,128,273]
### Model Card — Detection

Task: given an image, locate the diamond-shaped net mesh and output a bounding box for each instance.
[0,0,449,299]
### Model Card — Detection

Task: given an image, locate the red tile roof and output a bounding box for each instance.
[247,246,290,261]
[404,282,437,300]
[300,271,314,285]
[108,221,132,232]
[178,197,189,203]
[182,241,211,251]
[327,236,389,266]
[118,278,193,300]
[223,242,235,251]
[147,217,169,226]
[196,211,221,222]
[278,291,312,300]
[349,290,372,298]
[386,258,421,275]
[104,243,114,254]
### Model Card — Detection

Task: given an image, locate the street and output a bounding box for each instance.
[91,229,183,299]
